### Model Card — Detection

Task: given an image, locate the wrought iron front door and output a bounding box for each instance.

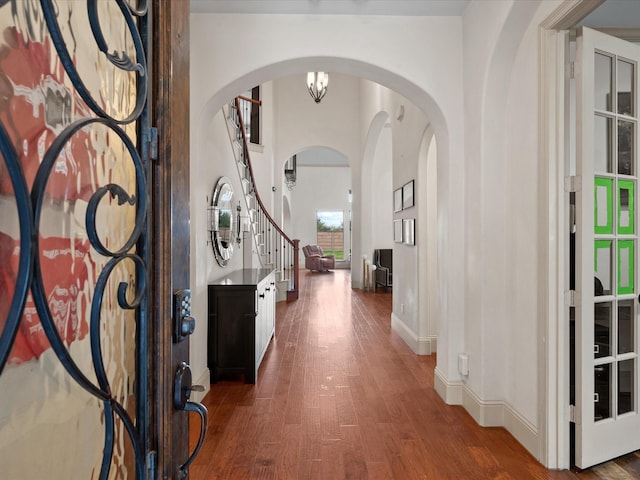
[0,2,195,478]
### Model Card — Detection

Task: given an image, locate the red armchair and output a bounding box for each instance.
[302,245,335,272]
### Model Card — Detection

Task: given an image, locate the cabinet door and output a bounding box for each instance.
[212,289,254,372]
[267,276,275,337]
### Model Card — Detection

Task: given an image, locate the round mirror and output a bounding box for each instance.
[210,177,235,266]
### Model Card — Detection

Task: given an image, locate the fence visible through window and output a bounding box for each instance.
[317,211,344,260]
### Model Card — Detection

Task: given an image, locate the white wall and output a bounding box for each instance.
[503,0,562,436]
[189,83,279,389]
[291,165,352,263]
[189,3,564,464]
[458,0,563,455]
[371,125,394,251]
[189,108,244,387]
[249,81,276,218]
[359,81,391,270]
[273,73,361,176]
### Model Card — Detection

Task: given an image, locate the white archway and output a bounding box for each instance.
[190,53,463,434]
[361,111,392,266]
[188,11,501,463]
[418,125,438,355]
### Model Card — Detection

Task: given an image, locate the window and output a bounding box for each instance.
[239,86,261,145]
[316,211,344,260]
[249,86,260,144]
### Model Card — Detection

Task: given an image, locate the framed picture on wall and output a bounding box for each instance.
[402,180,414,209]
[394,219,403,243]
[402,218,415,245]
[393,188,403,213]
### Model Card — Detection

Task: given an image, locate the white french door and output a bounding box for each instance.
[575,26,640,468]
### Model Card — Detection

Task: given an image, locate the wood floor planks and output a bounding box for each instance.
[190,269,640,479]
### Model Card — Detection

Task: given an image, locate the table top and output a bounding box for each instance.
[209,268,275,287]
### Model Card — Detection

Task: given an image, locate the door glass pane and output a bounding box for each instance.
[316,211,344,260]
[595,363,612,421]
[595,115,613,173]
[617,59,634,116]
[0,1,143,478]
[595,240,613,294]
[595,302,612,358]
[618,240,635,295]
[618,181,634,233]
[618,359,634,415]
[595,52,613,112]
[618,120,635,176]
[618,300,634,354]
[595,178,613,233]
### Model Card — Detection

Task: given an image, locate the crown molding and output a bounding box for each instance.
[541,0,605,30]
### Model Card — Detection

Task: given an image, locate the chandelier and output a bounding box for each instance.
[306,72,329,103]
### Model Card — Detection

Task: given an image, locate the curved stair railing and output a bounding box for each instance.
[224,96,299,301]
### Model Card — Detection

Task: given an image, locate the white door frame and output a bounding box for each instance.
[538,0,606,469]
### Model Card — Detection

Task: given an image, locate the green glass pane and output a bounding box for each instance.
[618,240,635,295]
[618,180,635,235]
[595,177,613,234]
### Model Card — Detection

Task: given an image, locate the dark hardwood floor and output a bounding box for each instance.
[190,269,639,479]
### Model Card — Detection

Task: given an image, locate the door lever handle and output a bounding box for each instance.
[174,362,208,479]
[179,401,207,478]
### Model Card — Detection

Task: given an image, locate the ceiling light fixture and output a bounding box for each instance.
[306,72,329,103]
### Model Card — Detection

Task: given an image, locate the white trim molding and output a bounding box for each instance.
[540,0,604,30]
[434,366,539,460]
[537,0,607,469]
[391,313,437,355]
[191,368,211,403]
[462,386,539,459]
[434,366,463,405]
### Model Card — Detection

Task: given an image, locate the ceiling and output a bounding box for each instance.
[191,1,640,28]
[190,0,470,16]
[580,0,640,28]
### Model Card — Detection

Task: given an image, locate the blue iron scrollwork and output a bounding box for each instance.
[40,0,148,123]
[0,125,34,374]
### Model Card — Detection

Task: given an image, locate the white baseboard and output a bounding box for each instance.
[191,368,211,403]
[434,366,463,404]
[434,369,539,461]
[391,313,437,355]
[503,403,539,458]
[275,280,288,303]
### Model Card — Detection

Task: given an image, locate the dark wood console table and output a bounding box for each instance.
[207,268,276,384]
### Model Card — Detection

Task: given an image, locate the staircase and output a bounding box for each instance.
[223,96,299,301]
